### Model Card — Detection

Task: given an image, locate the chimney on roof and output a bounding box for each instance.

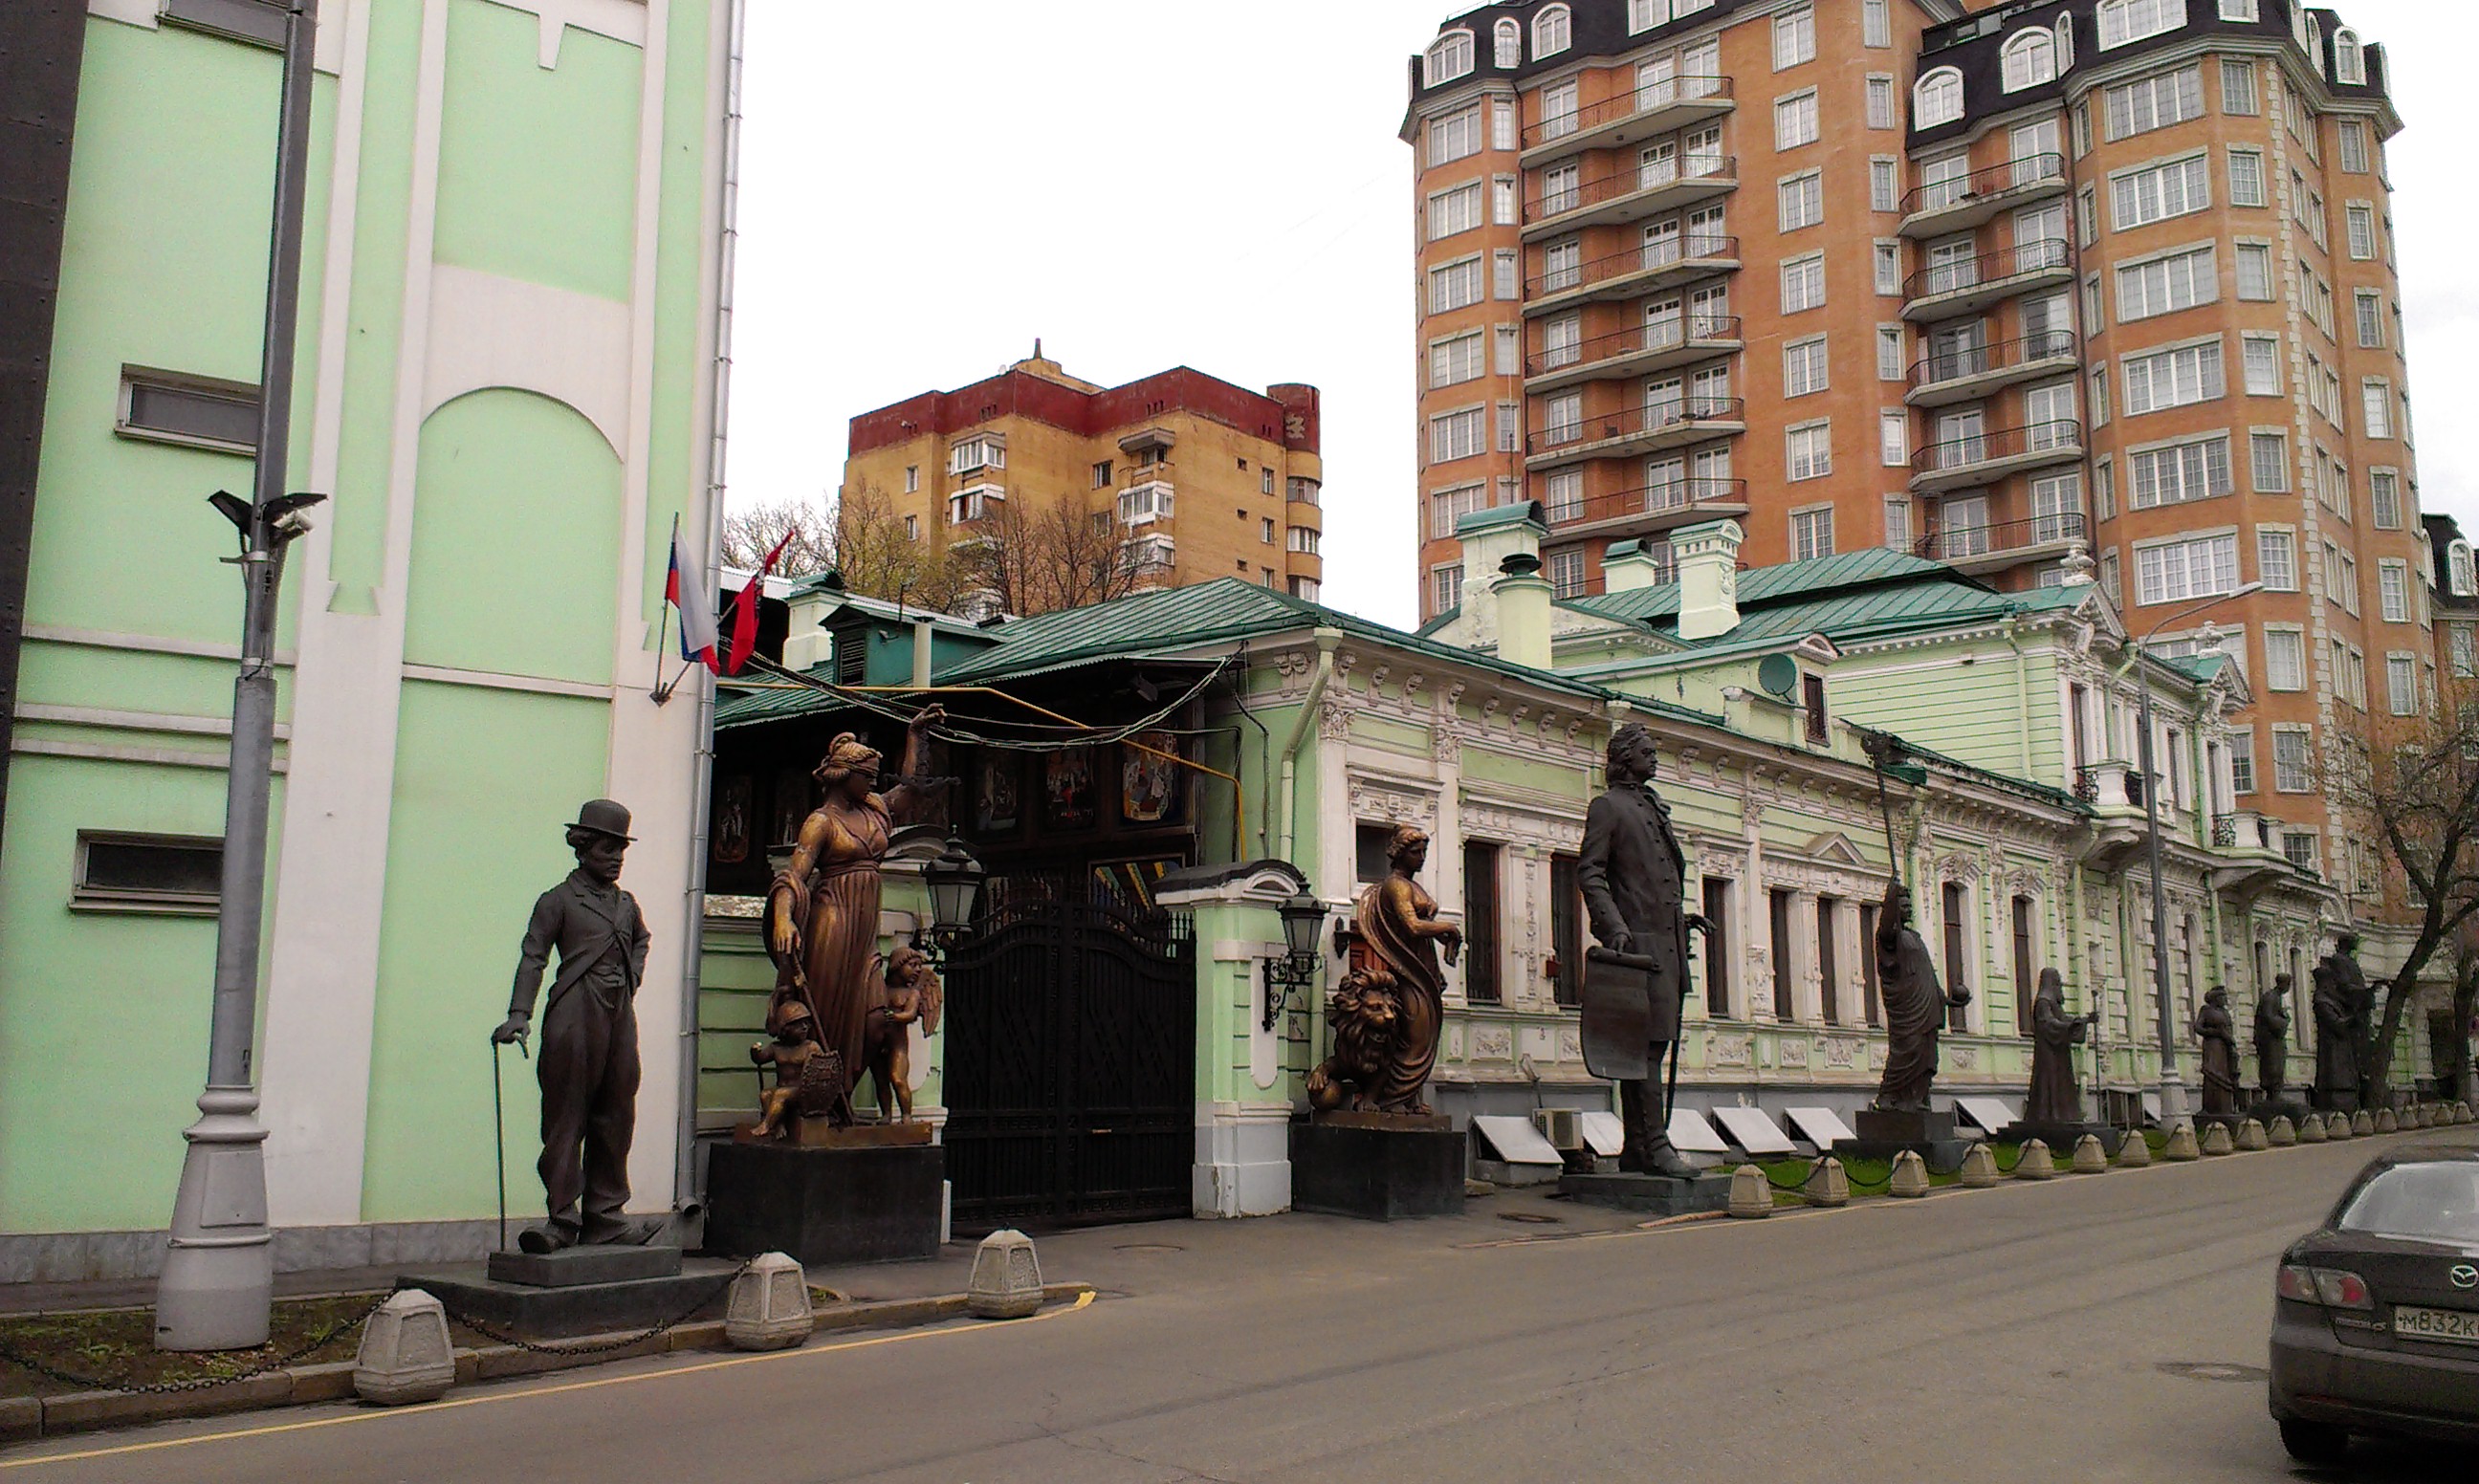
[1602,539,1666,594]
[1673,519,1743,642]
[1454,502,1550,667]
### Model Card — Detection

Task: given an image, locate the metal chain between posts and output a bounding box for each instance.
[0,1291,391,1396]
[1759,1159,1894,1194]
[430,1259,755,1358]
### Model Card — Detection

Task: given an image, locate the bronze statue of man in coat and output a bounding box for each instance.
[493,799,655,1253]
[1577,723,1710,1178]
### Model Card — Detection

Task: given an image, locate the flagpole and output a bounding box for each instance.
[652,595,671,702]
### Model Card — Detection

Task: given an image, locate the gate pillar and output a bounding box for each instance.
[1157,862,1333,1218]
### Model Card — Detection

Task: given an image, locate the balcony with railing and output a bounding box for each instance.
[1116,465,1175,528]
[1914,510,2087,577]
[1545,476,1748,541]
[1900,238,2073,321]
[1905,330,2081,409]
[1523,155,1736,240]
[1898,153,2070,239]
[1521,75,1735,162]
[1525,235,1740,316]
[1525,396,1745,469]
[1908,418,2083,493]
[1525,315,1744,393]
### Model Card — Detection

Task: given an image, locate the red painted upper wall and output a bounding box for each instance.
[849,366,1322,457]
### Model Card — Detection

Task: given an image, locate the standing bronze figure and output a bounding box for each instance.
[1577,723,1709,1178]
[2255,973,2293,1100]
[2312,940,2366,1112]
[1309,825,1461,1116]
[493,800,654,1253]
[2193,985,2240,1116]
[765,708,945,1094]
[2324,933,2379,1108]
[1872,877,1971,1112]
[2024,968,2095,1124]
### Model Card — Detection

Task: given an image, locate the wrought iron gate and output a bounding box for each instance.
[941,894,1196,1230]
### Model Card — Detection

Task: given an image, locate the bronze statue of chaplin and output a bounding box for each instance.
[2312,935,2369,1112]
[1576,723,1710,1178]
[493,799,655,1254]
[1872,876,1971,1112]
[2024,968,2096,1124]
[2193,985,2241,1116]
[1308,825,1461,1115]
[2255,973,2293,1100]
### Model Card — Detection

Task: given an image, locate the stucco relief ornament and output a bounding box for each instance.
[1276,650,1310,679]
[1433,726,1462,764]
[1317,702,1351,742]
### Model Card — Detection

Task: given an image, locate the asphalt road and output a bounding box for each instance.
[10,1128,2474,1483]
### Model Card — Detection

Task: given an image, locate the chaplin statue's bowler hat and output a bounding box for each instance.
[568,799,636,841]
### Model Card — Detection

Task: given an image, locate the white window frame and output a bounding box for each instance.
[2135,530,2241,607]
[2241,334,2280,396]
[1773,7,1815,71]
[1778,169,1823,231]
[1914,68,1963,129]
[1532,5,1571,59]
[1786,420,1832,481]
[1784,335,1829,398]
[1781,252,1826,314]
[2002,30,2058,93]
[1776,90,1820,151]
[2099,0,2186,52]
[1424,31,1475,89]
[2255,527,2296,591]
[1427,105,1481,165]
[2109,152,2212,231]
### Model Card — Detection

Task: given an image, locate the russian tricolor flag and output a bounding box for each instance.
[666,515,719,673]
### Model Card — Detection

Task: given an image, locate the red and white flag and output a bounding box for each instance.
[665,515,719,672]
[724,524,795,675]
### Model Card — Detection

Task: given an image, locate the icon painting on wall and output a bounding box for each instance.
[1121,731,1182,825]
[1045,747,1097,830]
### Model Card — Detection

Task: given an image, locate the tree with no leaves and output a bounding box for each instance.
[955,492,1152,618]
[720,485,974,613]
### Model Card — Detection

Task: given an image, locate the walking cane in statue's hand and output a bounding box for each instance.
[488,1026,527,1255]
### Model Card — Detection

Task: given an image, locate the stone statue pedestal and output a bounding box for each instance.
[703,1139,943,1266]
[1557,1170,1732,1215]
[2248,1095,2312,1130]
[1834,1108,1974,1173]
[1289,1114,1464,1221]
[400,1244,735,1340]
[1997,1121,2124,1158]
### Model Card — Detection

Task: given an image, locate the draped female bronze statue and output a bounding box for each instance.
[2255,973,2293,1100]
[1307,824,1461,1116]
[2024,968,2096,1124]
[765,707,945,1090]
[2193,985,2240,1115]
[2312,946,2364,1112]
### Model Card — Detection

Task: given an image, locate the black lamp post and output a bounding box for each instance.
[921,837,985,960]
[1263,892,1327,1031]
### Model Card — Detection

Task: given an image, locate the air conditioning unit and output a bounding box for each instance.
[1533,1107,1584,1152]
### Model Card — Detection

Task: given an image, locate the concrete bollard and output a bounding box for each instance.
[1888,1149,1931,1198]
[2013,1139,2055,1180]
[968,1230,1045,1319]
[724,1252,813,1351]
[2374,1108,2399,1134]
[1727,1164,1772,1219]
[2411,1106,2433,1129]
[2458,1102,2474,1124]
[2353,1110,2377,1137]
[2116,1132,2153,1168]
[2200,1123,2235,1157]
[2236,1119,2269,1152]
[2268,1116,2297,1147]
[2163,1124,2202,1162]
[2326,1111,2353,1140]
[1804,1157,1851,1208]
[354,1289,455,1406]
[2072,1135,2109,1173]
[2299,1113,2327,1144]
[1959,1143,2001,1188]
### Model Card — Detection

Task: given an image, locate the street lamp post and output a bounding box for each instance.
[2132,581,2262,1126]
[155,0,323,1351]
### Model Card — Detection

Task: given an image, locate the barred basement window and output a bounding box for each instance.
[74,832,223,915]
[118,366,260,454]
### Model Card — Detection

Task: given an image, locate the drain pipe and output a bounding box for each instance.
[1277,629,1341,864]
[2004,616,2033,778]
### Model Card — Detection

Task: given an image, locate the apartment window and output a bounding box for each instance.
[1541,393,1581,447]
[1541,163,1580,216]
[2083,273,2103,331]
[1427,104,1480,164]
[2089,368,2111,429]
[2099,0,2184,50]
[1544,469,1585,523]
[902,514,919,542]
[1863,0,1891,47]
[1999,31,2057,94]
[2095,456,2117,516]
[1700,878,1733,1017]
[1494,18,1521,68]
[1867,76,1896,131]
[1876,325,1904,382]
[1493,324,1521,378]
[1782,253,1825,314]
[1547,549,1588,599]
[2336,29,2366,86]
[1431,565,1464,615]
[948,435,1005,474]
[2271,728,2313,794]
[2265,628,2305,689]
[1778,171,1823,231]
[1498,402,1521,452]
[1776,91,1819,151]
[2235,243,2273,301]
[2235,337,2282,400]
[1773,6,1814,70]
[116,366,260,453]
[1533,4,1571,58]
[1494,250,1520,300]
[1490,176,1519,228]
[2222,57,2259,115]
[2123,340,2223,415]
[1429,330,1484,387]
[2352,290,2382,350]
[2220,0,2258,19]
[2117,245,2217,321]
[1285,525,1321,558]
[1428,181,1481,241]
[1873,240,1900,296]
[1260,516,1276,545]
[2257,527,2297,591]
[1428,255,1483,314]
[1941,882,1972,1033]
[1882,495,1913,552]
[2338,120,2370,175]
[1791,506,1834,561]
[2227,148,2265,208]
[1430,407,1485,463]
[1870,157,1898,211]
[2101,549,2120,600]
[2104,65,2203,142]
[2448,622,2477,679]
[903,465,919,494]
[2136,532,2239,604]
[1786,422,1832,481]
[2370,469,2401,529]
[1880,409,1908,466]
[947,485,1002,524]
[1541,80,1580,142]
[2362,380,2394,439]
[72,831,223,914]
[1914,68,1963,129]
[2343,204,2377,263]
[1424,33,1475,90]
[2129,434,2231,507]
[2324,542,2360,614]
[1783,336,1829,398]
[1491,98,1517,150]
[2376,560,2411,623]
[2382,654,2417,716]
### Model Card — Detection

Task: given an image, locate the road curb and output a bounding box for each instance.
[6,1280,1093,1443]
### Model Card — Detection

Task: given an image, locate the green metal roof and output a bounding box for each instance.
[1454,500,1547,537]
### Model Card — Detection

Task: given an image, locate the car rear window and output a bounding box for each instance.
[2336,1164,2479,1243]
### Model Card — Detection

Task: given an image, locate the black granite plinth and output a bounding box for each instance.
[1557,1171,1732,1214]
[400,1261,734,1340]
[1837,1107,1972,1171]
[486,1243,681,1288]
[1997,1123,2124,1158]
[702,1141,943,1266]
[2193,1111,2250,1131]
[1289,1121,1465,1221]
[2249,1097,2314,1129]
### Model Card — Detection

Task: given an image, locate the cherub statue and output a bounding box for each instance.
[750,994,852,1137]
[863,944,944,1123]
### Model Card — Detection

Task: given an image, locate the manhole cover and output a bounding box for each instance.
[1113,1243,1184,1255]
[1499,1211,1564,1225]
[2156,1361,2269,1384]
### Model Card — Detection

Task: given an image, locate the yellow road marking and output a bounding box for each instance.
[1,1291,1096,1472]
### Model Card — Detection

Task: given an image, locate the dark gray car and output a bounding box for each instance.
[2269,1146,2479,1463]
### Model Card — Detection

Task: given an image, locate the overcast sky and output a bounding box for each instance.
[728,0,2474,632]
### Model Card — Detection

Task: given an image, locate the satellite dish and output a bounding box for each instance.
[1756,653,1799,700]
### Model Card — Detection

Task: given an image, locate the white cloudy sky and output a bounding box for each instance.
[728,0,2475,632]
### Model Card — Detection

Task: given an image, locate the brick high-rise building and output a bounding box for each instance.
[1404,0,2421,883]
[845,350,1326,615]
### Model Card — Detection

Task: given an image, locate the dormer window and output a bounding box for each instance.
[2097,0,2183,51]
[2450,541,2475,598]
[2334,29,2366,85]
[1494,17,1520,68]
[1533,5,1571,59]
[2003,30,2058,92]
[1914,67,1963,128]
[2056,14,2076,68]
[1424,30,1474,87]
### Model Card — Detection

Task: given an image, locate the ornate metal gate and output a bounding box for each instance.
[941,894,1196,1230]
